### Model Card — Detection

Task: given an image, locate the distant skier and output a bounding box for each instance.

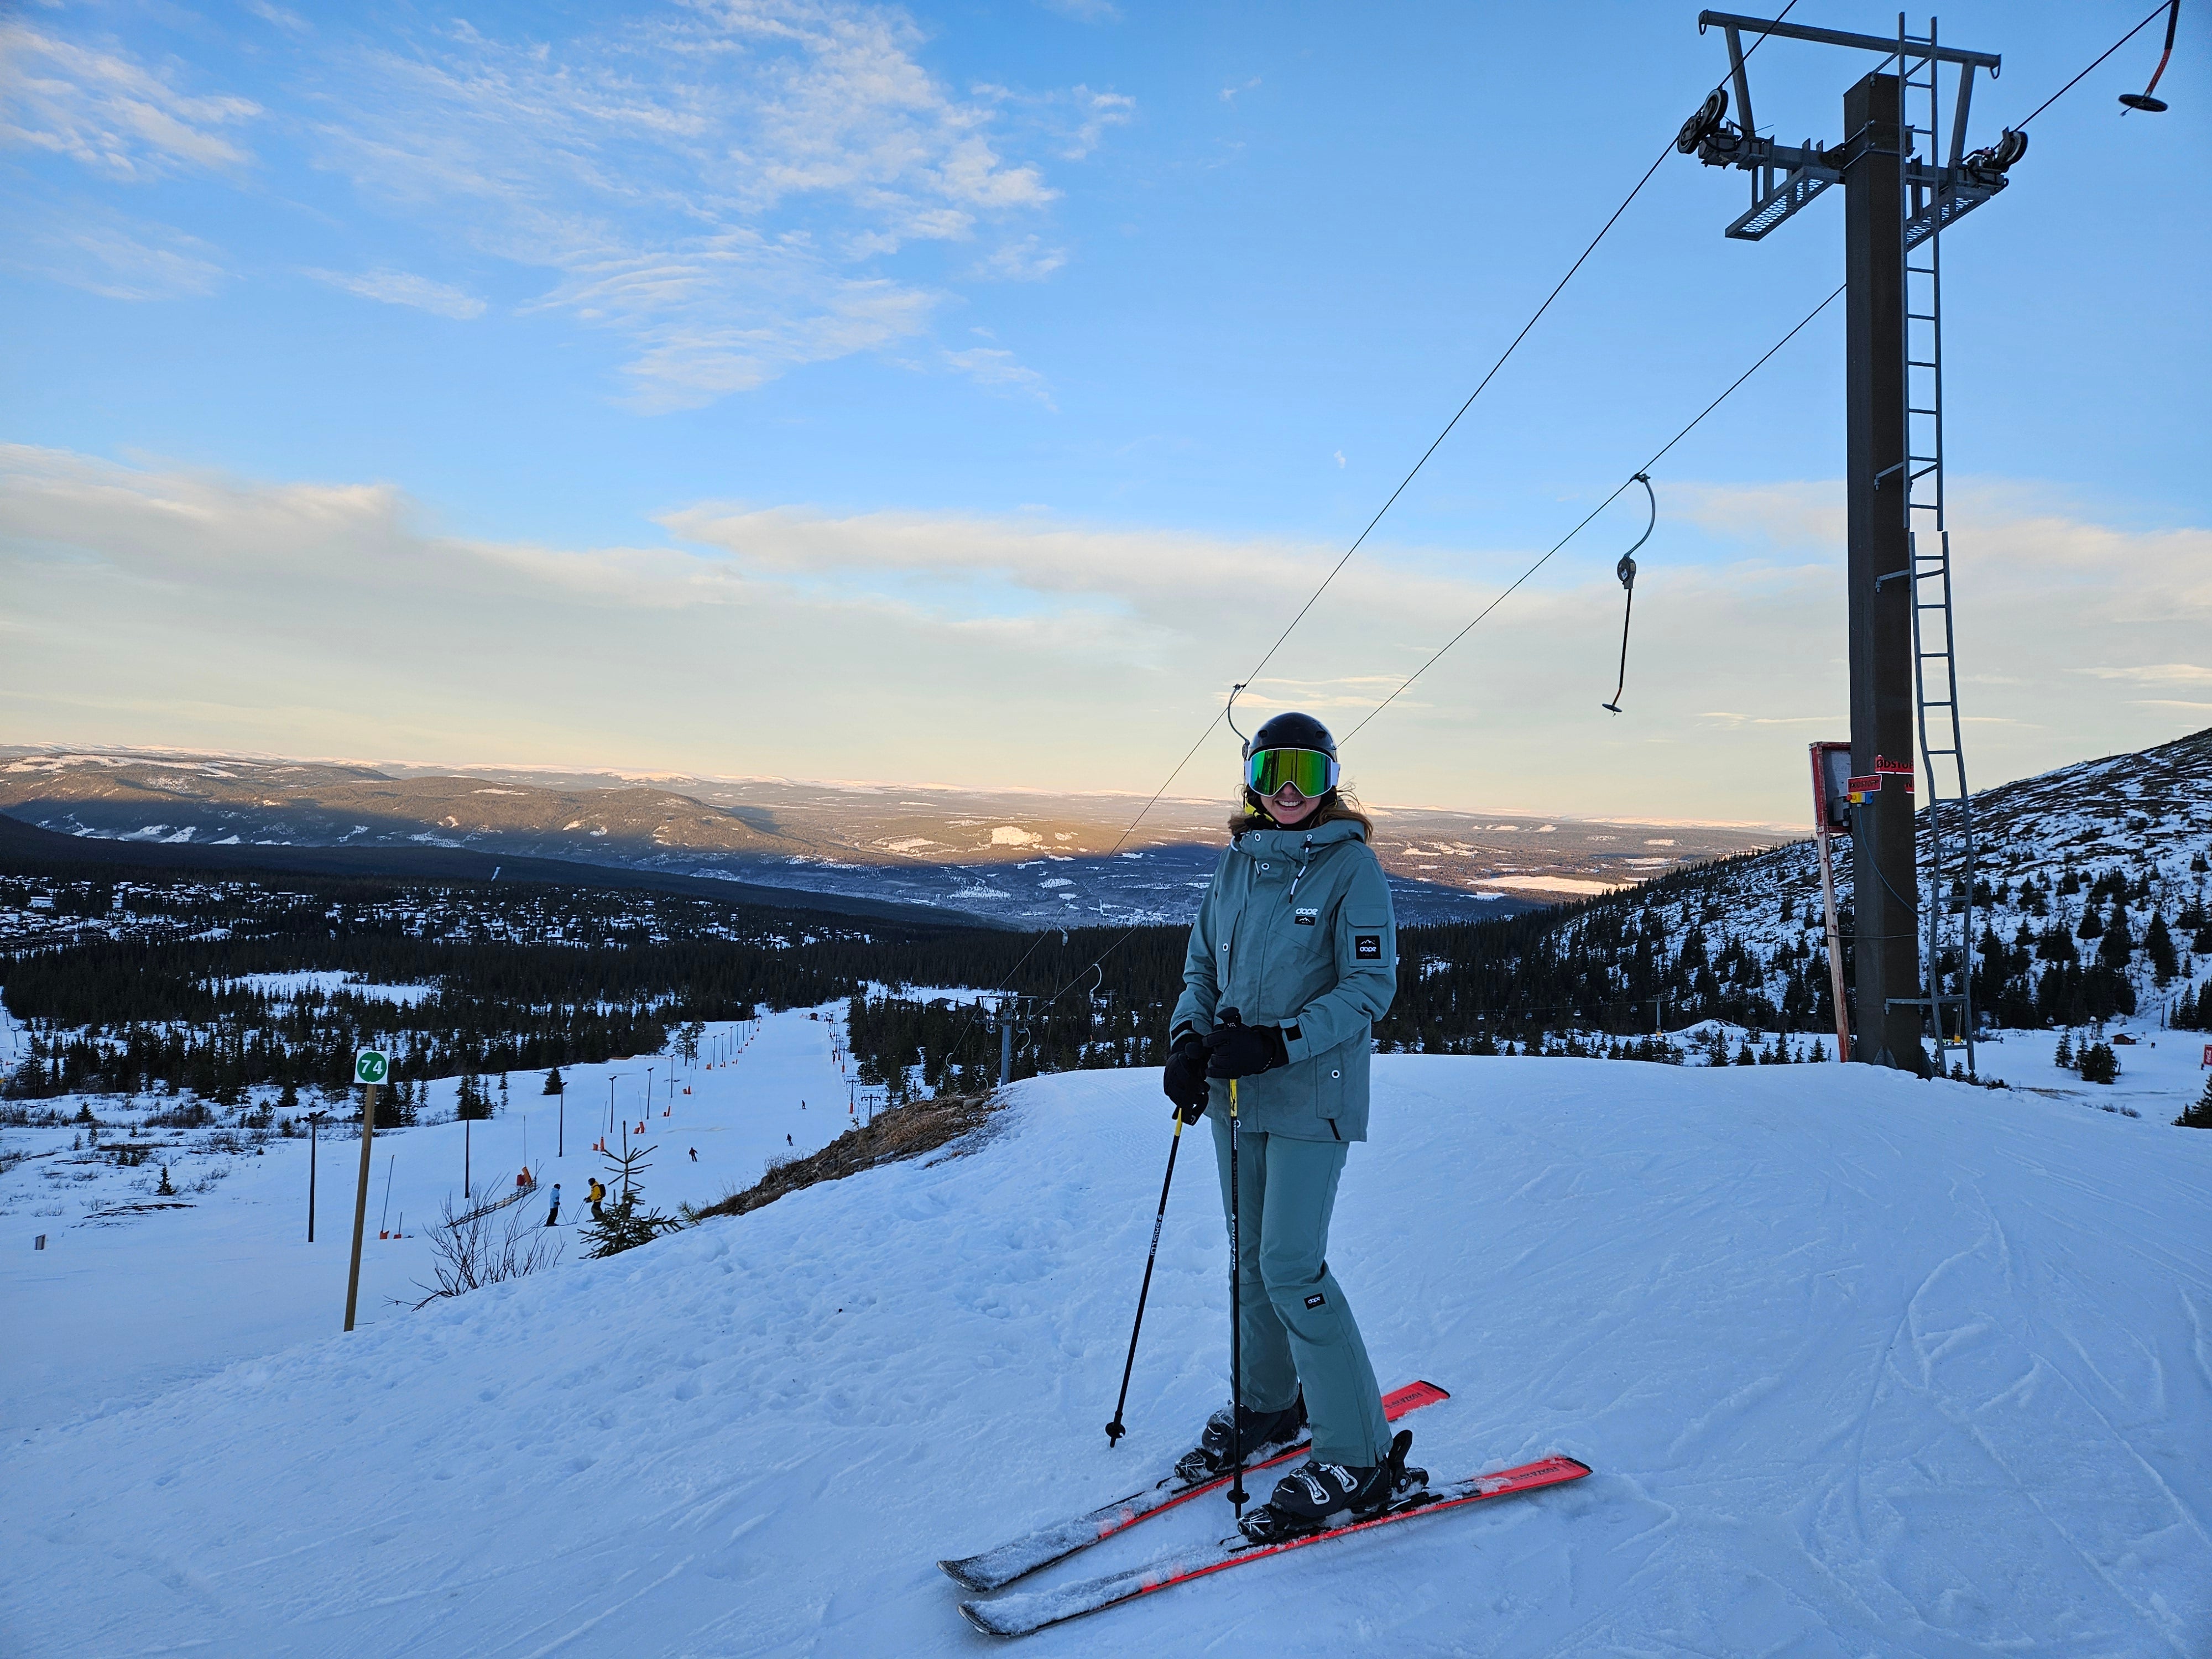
[786,1134,793,1146]
[544,1182,560,1227]
[688,1147,698,1161]
[1162,712,1410,1545]
[587,1176,607,1221]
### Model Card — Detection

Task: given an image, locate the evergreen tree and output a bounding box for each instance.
[2054,1031,2074,1069]
[2175,1073,2212,1130]
[2077,1042,2119,1085]
[580,1141,682,1258]
[543,1067,564,1095]
[156,1164,175,1195]
[2144,913,2178,985]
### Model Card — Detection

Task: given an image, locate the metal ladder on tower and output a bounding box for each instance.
[1898,18,1977,1076]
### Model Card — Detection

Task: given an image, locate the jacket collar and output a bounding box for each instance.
[1229,817,1366,858]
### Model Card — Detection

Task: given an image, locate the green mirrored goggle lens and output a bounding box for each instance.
[1246,747,1339,798]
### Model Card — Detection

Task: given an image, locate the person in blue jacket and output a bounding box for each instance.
[1162,711,1414,1541]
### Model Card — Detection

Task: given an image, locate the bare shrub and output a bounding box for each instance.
[411,1193,564,1308]
[690,1092,1000,1224]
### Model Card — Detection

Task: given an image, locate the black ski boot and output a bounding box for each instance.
[1174,1392,1307,1484]
[1237,1429,1425,1544]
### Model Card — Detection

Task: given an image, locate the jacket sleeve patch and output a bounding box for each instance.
[1354,933,1382,961]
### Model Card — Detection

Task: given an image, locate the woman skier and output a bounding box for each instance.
[1161,711,1416,1543]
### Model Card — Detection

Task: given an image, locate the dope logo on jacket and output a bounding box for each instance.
[1354,933,1383,961]
[1293,907,1319,927]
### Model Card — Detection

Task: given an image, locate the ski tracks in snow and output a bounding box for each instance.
[3,1057,2208,1656]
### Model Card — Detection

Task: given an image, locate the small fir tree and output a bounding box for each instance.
[2054,1031,2074,1069]
[2077,1042,2120,1086]
[542,1067,564,1096]
[156,1164,175,1196]
[581,1140,682,1258]
[2144,913,2178,985]
[2174,1074,2212,1130]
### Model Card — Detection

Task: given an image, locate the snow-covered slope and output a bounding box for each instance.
[5,1057,2208,1657]
[1422,727,2212,1052]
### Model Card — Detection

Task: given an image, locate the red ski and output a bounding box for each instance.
[958,1453,1592,1639]
[938,1380,1450,1593]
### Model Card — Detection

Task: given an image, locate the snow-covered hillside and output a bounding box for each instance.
[1406,727,2212,1058]
[5,1055,2208,1657]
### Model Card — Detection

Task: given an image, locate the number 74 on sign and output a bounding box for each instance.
[355,1049,390,1087]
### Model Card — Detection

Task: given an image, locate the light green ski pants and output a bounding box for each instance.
[1209,1118,1391,1467]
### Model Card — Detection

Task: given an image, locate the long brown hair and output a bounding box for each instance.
[1227,789,1375,839]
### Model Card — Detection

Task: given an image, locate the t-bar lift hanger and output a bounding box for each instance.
[1601,473,1656,715]
[2121,0,2182,111]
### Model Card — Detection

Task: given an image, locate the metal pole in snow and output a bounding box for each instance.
[307,1111,325,1242]
[1817,826,1853,1062]
[343,1084,378,1331]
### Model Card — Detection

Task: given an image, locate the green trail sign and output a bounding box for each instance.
[354,1048,390,1087]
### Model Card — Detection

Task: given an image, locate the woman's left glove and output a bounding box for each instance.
[1204,1022,1288,1079]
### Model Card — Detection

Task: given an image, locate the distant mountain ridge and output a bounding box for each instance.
[0,747,1782,927]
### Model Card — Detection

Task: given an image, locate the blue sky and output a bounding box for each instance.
[3,0,2206,821]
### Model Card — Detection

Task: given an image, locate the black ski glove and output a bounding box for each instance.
[1204,1021,1288,1080]
[1162,1030,1211,1120]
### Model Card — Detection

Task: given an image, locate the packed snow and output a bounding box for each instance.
[1,1009,863,1437]
[4,1045,2209,1656]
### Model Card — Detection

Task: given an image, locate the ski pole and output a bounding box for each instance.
[1227,1072,1245,1516]
[1105,1107,1188,1447]
[1219,1008,1247,1516]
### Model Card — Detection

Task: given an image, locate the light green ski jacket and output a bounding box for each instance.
[1170,816,1398,1142]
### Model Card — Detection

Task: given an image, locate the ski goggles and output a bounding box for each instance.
[1246,747,1340,799]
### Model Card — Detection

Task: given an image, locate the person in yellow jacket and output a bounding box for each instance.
[587,1176,608,1221]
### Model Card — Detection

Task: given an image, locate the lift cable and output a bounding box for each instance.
[1079,4,1811,874]
[1016,283,1846,1028]
[935,11,1814,1070]
[2010,0,2176,131]
[1340,281,1846,745]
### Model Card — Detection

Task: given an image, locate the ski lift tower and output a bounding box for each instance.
[1676,12,2023,1074]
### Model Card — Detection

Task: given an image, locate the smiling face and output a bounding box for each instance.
[1265,784,1322,827]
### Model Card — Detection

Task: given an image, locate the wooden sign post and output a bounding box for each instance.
[344,1048,389,1332]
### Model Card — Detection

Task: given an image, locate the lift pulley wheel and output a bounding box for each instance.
[1676,88,1729,154]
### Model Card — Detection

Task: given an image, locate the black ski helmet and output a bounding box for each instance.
[1241,710,1340,825]
[1243,710,1337,762]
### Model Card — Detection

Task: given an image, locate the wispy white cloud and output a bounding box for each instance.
[7,211,225,300]
[8,448,2200,813]
[974,234,1067,281]
[941,347,1056,406]
[244,2,313,37]
[0,20,260,180]
[304,267,486,320]
[301,1,1103,408]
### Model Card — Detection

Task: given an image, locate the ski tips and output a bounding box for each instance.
[959,1599,1021,1639]
[938,1557,991,1601]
